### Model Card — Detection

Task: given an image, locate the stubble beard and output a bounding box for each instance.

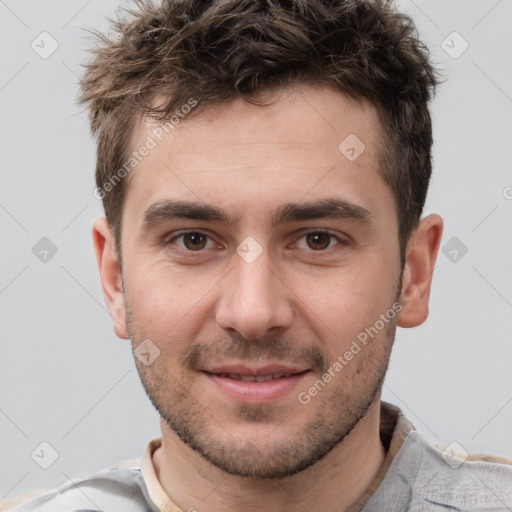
[128,326,395,478]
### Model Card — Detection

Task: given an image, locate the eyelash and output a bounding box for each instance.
[163,229,347,255]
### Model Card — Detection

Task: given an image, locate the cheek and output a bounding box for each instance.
[125,265,216,347]
[296,263,394,346]
[127,261,192,314]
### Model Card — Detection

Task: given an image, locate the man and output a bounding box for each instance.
[8,0,512,511]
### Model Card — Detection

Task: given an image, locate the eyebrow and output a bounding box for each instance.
[140,197,375,231]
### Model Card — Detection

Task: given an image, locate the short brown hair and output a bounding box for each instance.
[79,0,439,268]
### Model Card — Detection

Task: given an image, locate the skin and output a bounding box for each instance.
[92,84,443,512]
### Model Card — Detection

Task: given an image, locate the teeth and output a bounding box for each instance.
[255,375,273,382]
[219,373,294,381]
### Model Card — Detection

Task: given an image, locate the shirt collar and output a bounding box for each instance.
[140,437,182,512]
[346,401,416,511]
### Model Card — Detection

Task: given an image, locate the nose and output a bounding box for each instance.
[215,245,294,341]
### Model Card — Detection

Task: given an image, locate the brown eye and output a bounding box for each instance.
[305,232,332,250]
[294,231,343,252]
[166,231,215,252]
[182,232,208,250]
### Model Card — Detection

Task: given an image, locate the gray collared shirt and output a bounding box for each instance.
[7,402,512,512]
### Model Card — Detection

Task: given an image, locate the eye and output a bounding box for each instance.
[166,231,216,251]
[295,230,344,251]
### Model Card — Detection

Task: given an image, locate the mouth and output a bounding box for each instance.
[200,366,311,403]
[204,372,301,382]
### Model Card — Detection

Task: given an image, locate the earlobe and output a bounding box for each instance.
[92,217,129,339]
[397,214,443,328]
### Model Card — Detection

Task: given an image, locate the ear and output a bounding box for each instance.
[397,214,443,328]
[92,217,129,339]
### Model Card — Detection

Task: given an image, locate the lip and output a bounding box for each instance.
[201,363,310,377]
[201,369,311,404]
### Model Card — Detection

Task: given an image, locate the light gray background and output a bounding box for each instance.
[1,0,511,502]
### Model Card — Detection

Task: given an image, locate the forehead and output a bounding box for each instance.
[122,84,390,229]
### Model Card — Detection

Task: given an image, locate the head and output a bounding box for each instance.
[84,0,443,479]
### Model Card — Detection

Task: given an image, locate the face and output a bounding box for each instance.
[119,84,403,478]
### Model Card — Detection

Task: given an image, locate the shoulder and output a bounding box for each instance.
[406,431,512,510]
[4,466,154,512]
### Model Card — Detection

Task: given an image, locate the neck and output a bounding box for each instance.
[152,397,385,512]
